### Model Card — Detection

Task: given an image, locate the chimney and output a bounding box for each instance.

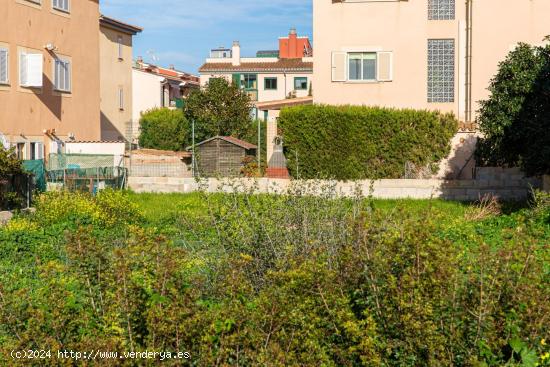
[169,64,175,70]
[232,41,241,66]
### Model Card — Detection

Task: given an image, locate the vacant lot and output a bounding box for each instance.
[0,190,548,366]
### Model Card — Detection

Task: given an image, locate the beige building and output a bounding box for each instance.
[313,0,550,177]
[0,0,101,159]
[99,15,141,142]
[314,0,550,123]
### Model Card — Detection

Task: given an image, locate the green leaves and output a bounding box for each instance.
[138,107,190,151]
[278,104,457,180]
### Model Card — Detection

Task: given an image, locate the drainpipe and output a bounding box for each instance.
[465,0,473,122]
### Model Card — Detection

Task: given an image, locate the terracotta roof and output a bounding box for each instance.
[199,59,313,73]
[256,96,313,110]
[100,15,142,35]
[188,136,257,150]
[135,62,200,85]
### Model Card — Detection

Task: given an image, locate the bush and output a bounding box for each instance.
[476,43,550,176]
[278,104,457,179]
[138,108,189,151]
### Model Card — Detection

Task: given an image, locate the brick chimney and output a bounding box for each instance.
[279,28,311,59]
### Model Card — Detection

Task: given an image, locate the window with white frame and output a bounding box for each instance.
[20,52,43,88]
[332,51,393,83]
[117,35,123,59]
[0,48,8,84]
[428,0,455,20]
[348,53,377,81]
[54,58,71,92]
[427,39,455,103]
[52,0,70,13]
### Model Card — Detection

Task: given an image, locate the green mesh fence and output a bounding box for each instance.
[23,159,46,192]
[46,154,127,193]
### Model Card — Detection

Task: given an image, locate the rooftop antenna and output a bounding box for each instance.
[146,49,159,63]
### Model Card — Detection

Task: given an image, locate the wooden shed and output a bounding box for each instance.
[191,136,257,177]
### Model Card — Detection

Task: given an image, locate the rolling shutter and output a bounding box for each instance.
[331,52,347,82]
[377,51,393,82]
[0,49,8,83]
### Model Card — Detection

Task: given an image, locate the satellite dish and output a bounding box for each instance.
[0,132,10,150]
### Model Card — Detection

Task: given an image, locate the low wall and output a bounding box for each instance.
[129,175,541,201]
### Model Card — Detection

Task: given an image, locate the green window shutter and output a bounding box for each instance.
[232,74,241,87]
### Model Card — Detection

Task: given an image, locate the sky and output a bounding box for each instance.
[100,0,313,75]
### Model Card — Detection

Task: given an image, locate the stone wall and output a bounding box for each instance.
[129,171,541,201]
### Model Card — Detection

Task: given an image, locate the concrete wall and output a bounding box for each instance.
[313,0,550,121]
[129,169,540,201]
[99,26,135,142]
[0,0,101,155]
[65,141,126,167]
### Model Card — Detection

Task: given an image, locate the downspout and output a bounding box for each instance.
[465,0,473,122]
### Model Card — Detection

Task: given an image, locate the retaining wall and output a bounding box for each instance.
[129,171,541,201]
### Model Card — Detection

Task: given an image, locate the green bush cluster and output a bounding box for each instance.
[0,188,548,366]
[0,147,25,210]
[138,108,190,151]
[278,105,458,179]
[476,43,550,176]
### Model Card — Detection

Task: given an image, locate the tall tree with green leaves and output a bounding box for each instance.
[138,108,190,151]
[184,77,253,142]
[476,43,550,175]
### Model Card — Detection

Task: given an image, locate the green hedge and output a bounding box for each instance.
[279,105,458,179]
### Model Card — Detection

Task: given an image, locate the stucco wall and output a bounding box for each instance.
[0,0,101,153]
[313,0,550,121]
[99,26,134,142]
[132,68,163,126]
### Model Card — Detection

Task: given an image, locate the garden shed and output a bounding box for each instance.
[191,136,257,177]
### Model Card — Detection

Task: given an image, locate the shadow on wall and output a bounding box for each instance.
[440,134,478,180]
[35,74,62,121]
[100,111,128,142]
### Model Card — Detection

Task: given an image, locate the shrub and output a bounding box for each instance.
[278,104,457,179]
[138,108,189,151]
[476,43,550,176]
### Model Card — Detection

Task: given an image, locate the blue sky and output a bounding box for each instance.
[100,0,313,75]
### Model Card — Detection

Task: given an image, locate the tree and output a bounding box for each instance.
[0,146,23,178]
[138,108,189,151]
[476,43,550,176]
[184,78,253,142]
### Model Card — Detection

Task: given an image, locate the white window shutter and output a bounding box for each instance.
[0,49,8,83]
[24,53,43,87]
[35,142,44,159]
[20,53,28,86]
[331,52,347,82]
[377,51,393,82]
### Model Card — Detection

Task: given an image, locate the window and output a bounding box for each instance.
[16,143,26,160]
[117,35,123,59]
[243,74,257,89]
[0,48,8,84]
[264,77,277,90]
[428,0,455,20]
[118,87,124,110]
[20,52,43,88]
[294,77,307,90]
[348,53,376,81]
[428,39,455,103]
[29,142,44,160]
[54,58,71,92]
[52,0,69,13]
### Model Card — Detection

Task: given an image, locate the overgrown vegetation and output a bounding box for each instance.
[0,146,25,210]
[476,43,550,176]
[279,105,458,180]
[138,108,190,151]
[0,188,548,366]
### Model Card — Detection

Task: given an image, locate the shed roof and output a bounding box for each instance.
[188,136,257,150]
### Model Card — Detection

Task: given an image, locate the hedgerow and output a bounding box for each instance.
[278,104,458,179]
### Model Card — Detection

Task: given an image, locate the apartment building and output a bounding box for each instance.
[314,0,550,124]
[199,29,314,114]
[99,15,142,142]
[132,60,200,140]
[0,0,101,159]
